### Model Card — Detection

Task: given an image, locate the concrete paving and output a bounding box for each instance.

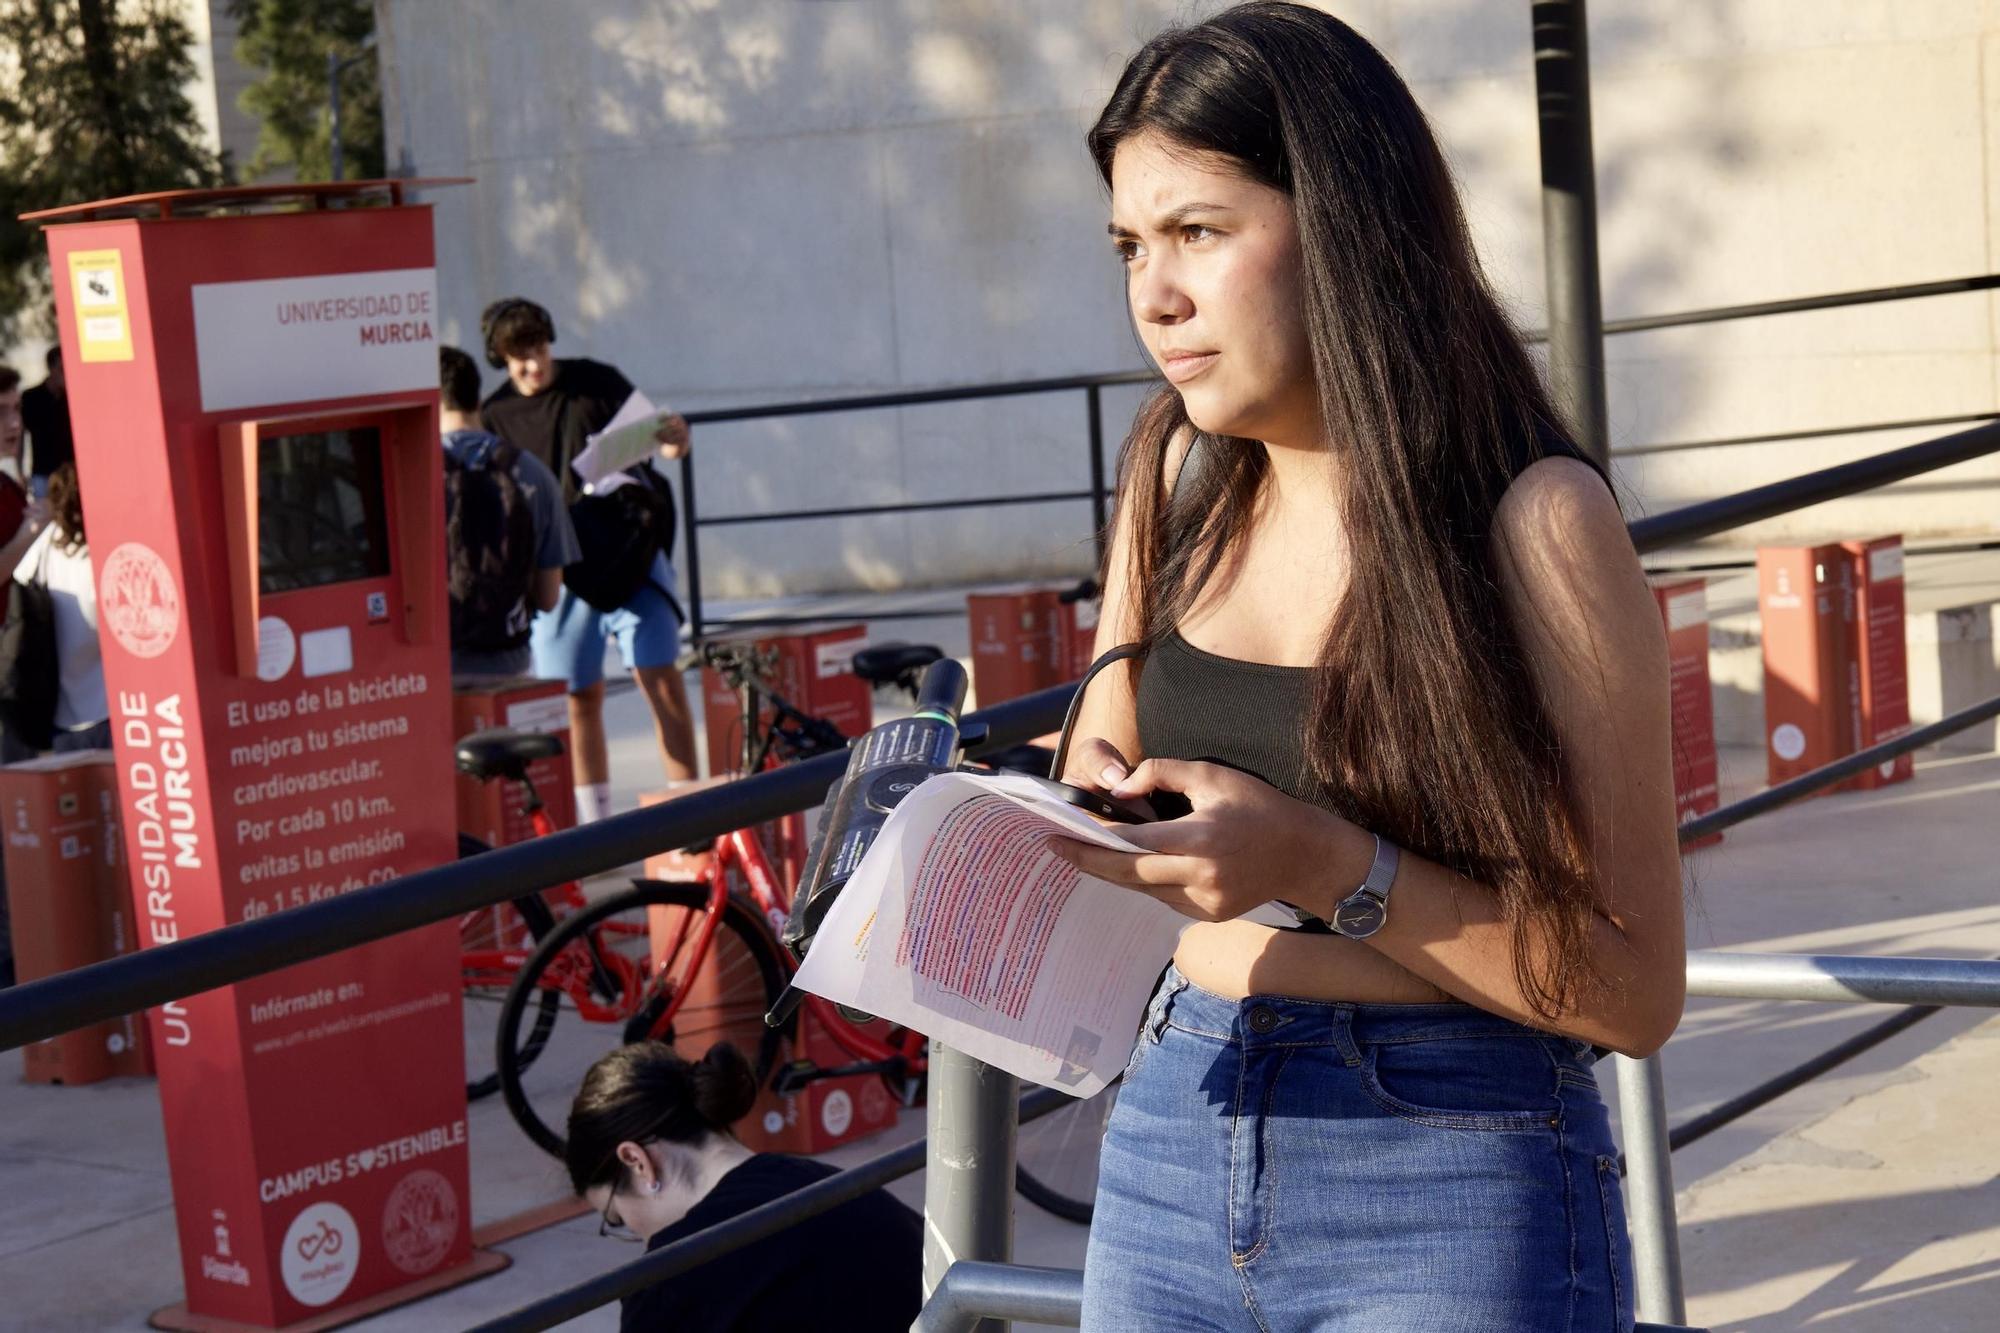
[4,581,2000,1331]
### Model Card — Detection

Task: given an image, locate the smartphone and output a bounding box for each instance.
[1022,774,1160,824]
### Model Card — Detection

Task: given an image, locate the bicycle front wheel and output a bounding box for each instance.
[1015,1078,1120,1224]
[495,880,787,1158]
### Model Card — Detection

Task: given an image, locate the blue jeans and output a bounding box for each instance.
[1082,967,1635,1332]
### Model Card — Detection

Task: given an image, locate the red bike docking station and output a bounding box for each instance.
[32,180,499,1329]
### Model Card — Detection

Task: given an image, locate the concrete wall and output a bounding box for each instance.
[373,0,2000,600]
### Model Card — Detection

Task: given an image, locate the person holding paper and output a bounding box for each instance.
[1045,7,1683,1330]
[478,297,698,819]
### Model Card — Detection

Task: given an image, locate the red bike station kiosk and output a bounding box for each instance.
[32,181,491,1327]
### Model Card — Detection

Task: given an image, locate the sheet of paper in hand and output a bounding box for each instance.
[789,770,1193,1095]
[572,390,672,492]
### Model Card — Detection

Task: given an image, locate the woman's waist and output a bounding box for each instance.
[1173,919,1455,1007]
[1156,951,1556,1050]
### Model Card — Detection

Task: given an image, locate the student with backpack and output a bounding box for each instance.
[477,298,698,821]
[440,346,580,678]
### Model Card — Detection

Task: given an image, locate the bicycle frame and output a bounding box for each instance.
[458,805,589,989]
[652,821,928,1081]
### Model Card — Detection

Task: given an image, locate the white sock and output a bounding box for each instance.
[574,783,612,823]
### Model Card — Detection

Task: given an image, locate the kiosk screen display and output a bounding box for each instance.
[258,428,392,593]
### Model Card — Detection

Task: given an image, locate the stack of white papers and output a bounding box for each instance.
[791,771,1195,1095]
[572,390,673,493]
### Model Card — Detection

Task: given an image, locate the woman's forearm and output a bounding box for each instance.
[1301,820,1684,1056]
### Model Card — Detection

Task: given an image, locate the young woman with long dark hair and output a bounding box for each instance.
[1048,6,1682,1329]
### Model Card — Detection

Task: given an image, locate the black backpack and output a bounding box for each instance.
[563,469,681,616]
[0,578,60,752]
[445,441,539,654]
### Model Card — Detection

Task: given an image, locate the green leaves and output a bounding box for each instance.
[228,0,382,184]
[0,0,224,342]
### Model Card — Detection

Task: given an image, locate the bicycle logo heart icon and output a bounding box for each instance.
[298,1220,342,1260]
[280,1201,359,1308]
[97,542,182,659]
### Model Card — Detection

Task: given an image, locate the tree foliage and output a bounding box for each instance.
[0,0,226,343]
[229,0,381,184]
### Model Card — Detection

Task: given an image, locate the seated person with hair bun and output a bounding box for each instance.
[568,1041,923,1333]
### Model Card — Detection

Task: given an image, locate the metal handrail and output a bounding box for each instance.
[672,272,1999,632]
[1,392,1993,1330]
[1587,271,2000,338]
[916,1263,1086,1332]
[1612,409,2000,460]
[1628,418,2000,552]
[470,949,2000,1333]
[0,686,1070,1053]
[1676,691,2000,844]
[8,413,1997,1053]
[915,1262,1713,1333]
[673,273,1999,433]
[1685,951,2000,1006]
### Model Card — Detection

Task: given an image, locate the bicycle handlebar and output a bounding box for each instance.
[767,659,970,1026]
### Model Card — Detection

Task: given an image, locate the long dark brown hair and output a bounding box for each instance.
[1091,3,1610,1020]
[48,463,85,555]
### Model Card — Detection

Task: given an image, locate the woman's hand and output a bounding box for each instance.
[1048,744,1373,923]
[655,413,691,460]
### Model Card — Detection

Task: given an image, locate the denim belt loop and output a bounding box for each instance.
[1330,1006,1363,1066]
[1148,973,1185,1043]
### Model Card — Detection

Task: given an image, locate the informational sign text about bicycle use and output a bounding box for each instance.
[792,772,1296,1095]
[43,198,473,1327]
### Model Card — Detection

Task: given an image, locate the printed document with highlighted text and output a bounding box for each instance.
[789,771,1198,1096]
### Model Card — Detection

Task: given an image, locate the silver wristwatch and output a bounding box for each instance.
[1329,835,1401,939]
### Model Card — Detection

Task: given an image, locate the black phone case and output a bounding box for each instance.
[1025,775,1160,824]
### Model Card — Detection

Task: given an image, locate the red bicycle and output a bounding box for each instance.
[487,641,1115,1220]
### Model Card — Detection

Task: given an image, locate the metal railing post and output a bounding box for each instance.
[1614,1052,1688,1325]
[923,1044,1018,1333]
[1086,385,1108,568]
[679,449,704,638]
[1531,0,1611,466]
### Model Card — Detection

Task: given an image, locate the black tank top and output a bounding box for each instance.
[1134,430,1609,813]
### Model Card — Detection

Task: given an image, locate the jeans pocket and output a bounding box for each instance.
[1359,1035,1560,1132]
[1595,1155,1637,1332]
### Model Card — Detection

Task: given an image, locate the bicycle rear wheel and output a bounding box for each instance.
[1014,1078,1120,1224]
[495,880,788,1158]
[458,833,559,1102]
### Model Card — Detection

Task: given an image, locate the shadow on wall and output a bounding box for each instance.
[404,0,1794,598]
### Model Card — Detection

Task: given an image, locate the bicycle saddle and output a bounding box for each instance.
[851,642,943,686]
[454,728,564,782]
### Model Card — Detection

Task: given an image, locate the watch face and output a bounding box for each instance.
[1333,894,1386,939]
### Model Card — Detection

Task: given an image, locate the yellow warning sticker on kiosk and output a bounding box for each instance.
[68,249,133,362]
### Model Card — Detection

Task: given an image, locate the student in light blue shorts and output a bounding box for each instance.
[480,298,698,820]
[530,549,690,815]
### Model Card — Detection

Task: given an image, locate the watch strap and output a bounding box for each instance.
[1359,835,1400,904]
